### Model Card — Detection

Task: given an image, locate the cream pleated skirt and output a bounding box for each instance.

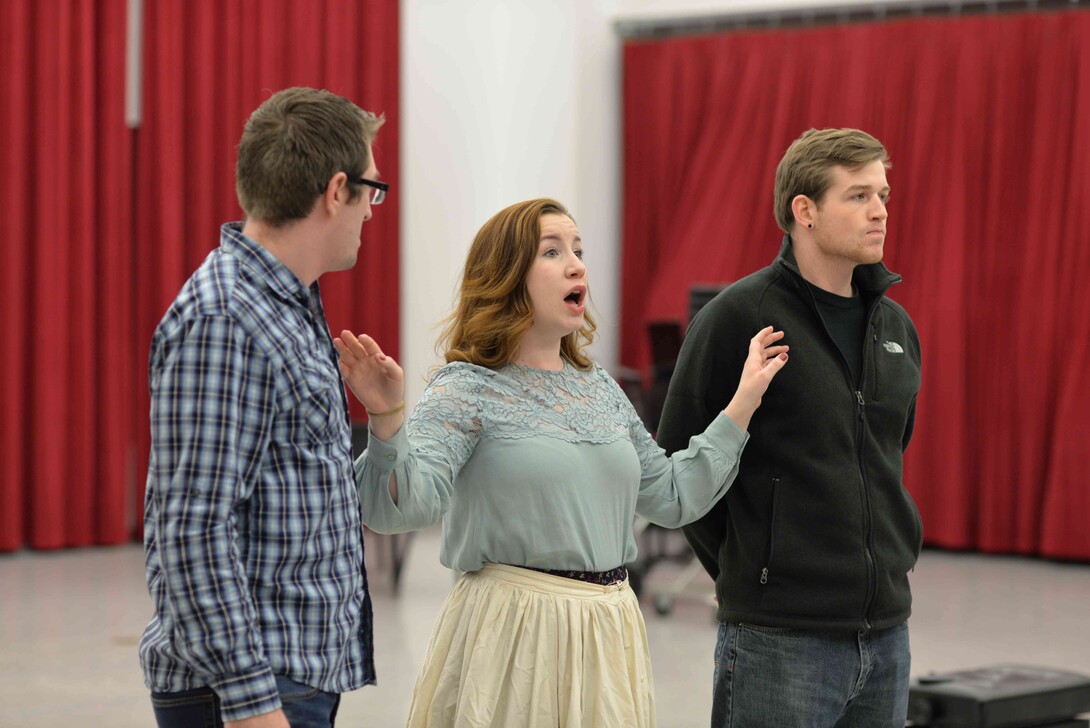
[406,563,656,728]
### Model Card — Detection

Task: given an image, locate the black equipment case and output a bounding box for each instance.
[908,665,1090,727]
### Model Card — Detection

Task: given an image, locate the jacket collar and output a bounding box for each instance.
[773,234,901,297]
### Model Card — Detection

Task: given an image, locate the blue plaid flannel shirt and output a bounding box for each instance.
[140,222,375,721]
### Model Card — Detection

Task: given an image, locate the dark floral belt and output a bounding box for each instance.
[524,564,628,586]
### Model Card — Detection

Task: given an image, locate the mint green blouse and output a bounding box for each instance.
[355,361,747,573]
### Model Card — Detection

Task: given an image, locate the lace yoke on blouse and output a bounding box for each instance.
[407,361,643,473]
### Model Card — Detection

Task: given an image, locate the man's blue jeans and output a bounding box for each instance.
[150,675,341,727]
[711,621,910,728]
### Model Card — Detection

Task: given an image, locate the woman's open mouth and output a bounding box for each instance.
[564,285,587,312]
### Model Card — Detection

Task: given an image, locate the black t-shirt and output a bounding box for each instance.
[809,282,867,388]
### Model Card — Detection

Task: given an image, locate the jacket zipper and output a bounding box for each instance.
[856,389,875,631]
[760,477,779,585]
[785,249,891,630]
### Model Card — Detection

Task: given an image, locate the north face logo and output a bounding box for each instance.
[883,341,904,354]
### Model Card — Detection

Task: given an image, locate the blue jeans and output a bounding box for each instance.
[711,621,910,728]
[150,675,341,727]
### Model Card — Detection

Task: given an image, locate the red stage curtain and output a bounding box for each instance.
[1,0,398,551]
[1,0,133,550]
[622,10,1090,559]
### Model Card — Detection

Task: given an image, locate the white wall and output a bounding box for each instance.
[617,0,924,19]
[400,0,924,406]
[400,0,622,406]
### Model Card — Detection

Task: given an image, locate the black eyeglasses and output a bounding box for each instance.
[351,176,388,205]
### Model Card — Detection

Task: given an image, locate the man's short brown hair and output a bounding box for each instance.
[236,87,384,227]
[774,128,890,234]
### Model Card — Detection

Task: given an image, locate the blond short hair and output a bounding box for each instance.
[774,128,889,233]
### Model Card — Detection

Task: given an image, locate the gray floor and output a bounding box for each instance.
[2,526,1089,727]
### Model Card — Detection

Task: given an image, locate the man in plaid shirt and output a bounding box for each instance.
[140,87,388,728]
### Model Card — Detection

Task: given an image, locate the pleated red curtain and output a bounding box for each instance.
[622,10,1090,559]
[1,0,399,551]
[1,0,133,550]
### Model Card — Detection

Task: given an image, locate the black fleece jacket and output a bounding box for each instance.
[657,237,922,631]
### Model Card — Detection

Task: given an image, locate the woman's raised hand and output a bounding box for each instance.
[333,330,405,418]
[722,326,789,432]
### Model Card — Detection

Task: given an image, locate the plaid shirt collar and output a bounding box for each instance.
[220,221,317,306]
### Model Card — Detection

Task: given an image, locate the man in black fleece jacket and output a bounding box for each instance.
[657,128,922,728]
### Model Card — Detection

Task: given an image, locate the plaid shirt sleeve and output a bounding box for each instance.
[147,314,282,721]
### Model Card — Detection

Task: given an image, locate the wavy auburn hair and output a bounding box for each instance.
[439,198,597,370]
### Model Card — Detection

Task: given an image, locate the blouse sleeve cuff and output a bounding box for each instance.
[364,423,409,466]
[704,411,750,455]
